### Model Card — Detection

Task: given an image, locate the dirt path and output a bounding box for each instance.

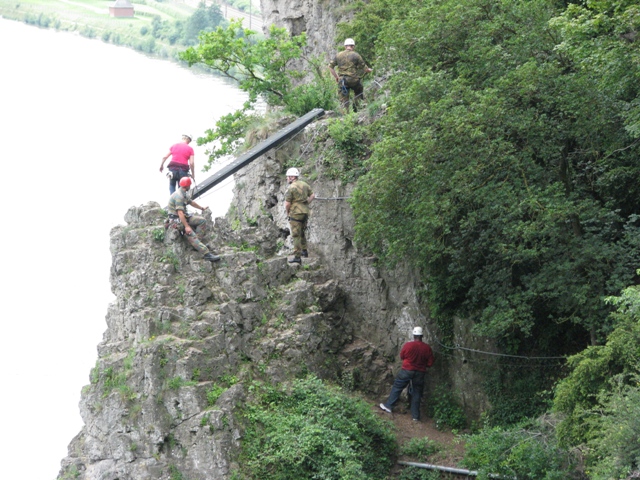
[372,403,468,477]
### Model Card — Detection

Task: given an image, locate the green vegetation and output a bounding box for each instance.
[90,351,137,401]
[400,437,441,462]
[236,376,395,479]
[180,20,337,168]
[428,386,466,431]
[462,417,578,479]
[207,374,239,406]
[349,0,640,352]
[0,0,228,57]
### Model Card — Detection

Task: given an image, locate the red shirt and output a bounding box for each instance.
[400,340,434,372]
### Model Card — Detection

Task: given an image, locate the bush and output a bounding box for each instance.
[586,375,640,480]
[398,467,441,480]
[461,418,578,480]
[429,386,466,431]
[238,376,396,479]
[284,75,338,116]
[400,437,441,461]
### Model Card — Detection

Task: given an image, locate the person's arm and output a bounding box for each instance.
[285,200,291,215]
[308,193,315,203]
[329,66,340,82]
[160,151,171,172]
[189,200,208,212]
[177,209,192,235]
[189,154,195,182]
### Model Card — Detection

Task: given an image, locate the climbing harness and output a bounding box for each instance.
[339,77,349,96]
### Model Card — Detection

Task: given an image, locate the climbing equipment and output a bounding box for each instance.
[179,177,192,188]
[339,77,349,96]
[286,167,300,177]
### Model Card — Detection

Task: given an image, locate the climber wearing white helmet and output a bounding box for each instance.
[328,38,373,112]
[379,326,435,421]
[284,167,315,264]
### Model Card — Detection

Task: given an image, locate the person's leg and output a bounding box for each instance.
[300,216,308,252]
[338,78,350,112]
[184,216,209,254]
[289,218,304,258]
[383,369,412,409]
[169,172,177,194]
[189,215,208,241]
[352,80,365,112]
[409,371,426,420]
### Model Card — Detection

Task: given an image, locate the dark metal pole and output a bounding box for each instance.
[191,108,325,200]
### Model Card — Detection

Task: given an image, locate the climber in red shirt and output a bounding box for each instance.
[379,326,434,421]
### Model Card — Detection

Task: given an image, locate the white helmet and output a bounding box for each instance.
[286,167,300,177]
[182,134,193,141]
[412,327,423,336]
[344,38,355,46]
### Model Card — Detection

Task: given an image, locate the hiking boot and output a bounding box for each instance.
[288,256,302,264]
[301,250,308,258]
[204,253,221,262]
[379,403,391,413]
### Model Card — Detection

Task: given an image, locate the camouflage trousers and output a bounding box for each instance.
[338,76,364,112]
[167,215,209,254]
[288,214,308,257]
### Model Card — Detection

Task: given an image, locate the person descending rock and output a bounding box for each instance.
[379,327,435,421]
[166,177,220,262]
[284,167,314,264]
[328,38,372,112]
[160,134,196,194]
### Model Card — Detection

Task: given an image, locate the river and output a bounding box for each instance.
[0,17,247,479]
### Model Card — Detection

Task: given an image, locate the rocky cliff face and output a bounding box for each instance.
[259,0,354,79]
[58,111,490,479]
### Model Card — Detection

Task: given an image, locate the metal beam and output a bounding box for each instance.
[192,108,325,200]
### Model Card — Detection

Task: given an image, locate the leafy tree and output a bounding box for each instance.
[347,0,640,352]
[182,1,225,45]
[181,21,336,168]
[554,283,640,449]
[181,21,306,105]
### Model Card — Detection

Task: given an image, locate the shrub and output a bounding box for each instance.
[400,437,441,461]
[586,375,640,480]
[429,386,466,431]
[238,376,396,479]
[284,74,338,116]
[398,467,441,480]
[461,417,578,480]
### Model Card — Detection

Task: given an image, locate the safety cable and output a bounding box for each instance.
[435,338,567,361]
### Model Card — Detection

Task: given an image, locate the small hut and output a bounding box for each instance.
[109,0,134,18]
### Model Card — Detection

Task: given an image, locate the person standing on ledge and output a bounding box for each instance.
[379,326,435,421]
[160,134,195,194]
[166,177,220,262]
[328,38,372,112]
[284,167,314,264]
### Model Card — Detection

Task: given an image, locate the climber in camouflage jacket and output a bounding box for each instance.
[284,167,314,264]
[328,38,372,112]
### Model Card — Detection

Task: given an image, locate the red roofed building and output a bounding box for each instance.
[109,0,134,18]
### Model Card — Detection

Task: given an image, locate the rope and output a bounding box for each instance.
[435,338,567,361]
[314,196,351,200]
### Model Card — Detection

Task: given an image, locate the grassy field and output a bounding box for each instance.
[0,0,197,58]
